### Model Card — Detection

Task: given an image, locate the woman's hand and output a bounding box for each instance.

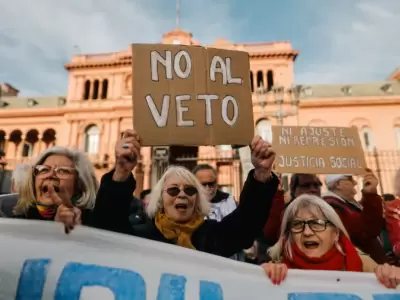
[375,263,400,289]
[114,129,141,181]
[250,135,276,182]
[48,184,81,234]
[261,262,287,285]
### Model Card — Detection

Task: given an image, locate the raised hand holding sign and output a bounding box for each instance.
[250,135,276,182]
[113,129,141,181]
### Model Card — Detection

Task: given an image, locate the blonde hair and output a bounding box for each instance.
[268,194,349,261]
[11,164,31,193]
[146,165,210,218]
[14,146,99,215]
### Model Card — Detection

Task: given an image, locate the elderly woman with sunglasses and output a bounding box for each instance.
[12,146,99,232]
[262,194,400,289]
[93,130,279,258]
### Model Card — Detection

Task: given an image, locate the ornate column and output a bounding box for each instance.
[100,121,110,157]
[17,135,25,159]
[69,121,79,148]
[34,135,42,156]
[89,80,93,100]
[2,135,9,157]
[233,159,241,202]
[99,80,103,99]
[143,161,151,189]
[76,76,84,100]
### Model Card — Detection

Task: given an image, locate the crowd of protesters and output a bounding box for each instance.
[1,129,400,289]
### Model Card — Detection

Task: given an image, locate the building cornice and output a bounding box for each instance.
[65,50,299,70]
[299,96,400,108]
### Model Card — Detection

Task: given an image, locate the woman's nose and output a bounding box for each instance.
[177,189,186,197]
[303,224,314,235]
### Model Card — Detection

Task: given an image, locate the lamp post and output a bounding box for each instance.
[255,85,300,192]
[255,85,300,126]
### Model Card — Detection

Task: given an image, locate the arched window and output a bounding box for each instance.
[395,126,400,150]
[256,71,264,88]
[84,125,100,154]
[360,127,374,152]
[267,70,274,91]
[256,119,272,143]
[101,79,108,99]
[92,80,99,100]
[22,142,33,157]
[83,80,91,100]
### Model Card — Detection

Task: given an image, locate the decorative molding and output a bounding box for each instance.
[349,117,372,129]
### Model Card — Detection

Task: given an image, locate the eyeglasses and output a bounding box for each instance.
[289,219,331,233]
[201,181,217,188]
[165,186,198,197]
[34,165,76,179]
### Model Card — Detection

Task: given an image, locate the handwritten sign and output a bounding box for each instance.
[0,220,398,299]
[131,44,254,146]
[272,126,367,174]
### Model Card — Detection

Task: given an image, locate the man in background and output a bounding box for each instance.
[193,164,244,261]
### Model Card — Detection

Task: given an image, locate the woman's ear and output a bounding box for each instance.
[334,230,340,242]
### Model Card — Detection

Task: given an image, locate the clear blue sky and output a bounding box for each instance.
[0,0,398,96]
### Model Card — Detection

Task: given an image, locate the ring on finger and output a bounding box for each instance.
[122,143,130,149]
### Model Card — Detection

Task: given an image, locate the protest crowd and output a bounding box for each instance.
[1,45,400,297]
[0,129,400,290]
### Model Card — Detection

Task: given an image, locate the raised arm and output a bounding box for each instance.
[90,130,140,235]
[203,136,279,257]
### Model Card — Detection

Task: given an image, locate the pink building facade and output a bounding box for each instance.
[1,29,399,198]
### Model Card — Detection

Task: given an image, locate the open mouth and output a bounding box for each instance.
[175,203,188,212]
[41,184,60,193]
[303,241,319,249]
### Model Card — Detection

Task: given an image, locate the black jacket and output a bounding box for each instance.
[8,175,136,232]
[0,193,18,217]
[94,169,279,258]
[129,196,149,229]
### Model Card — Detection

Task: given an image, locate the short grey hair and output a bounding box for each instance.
[146,165,210,218]
[268,194,349,262]
[14,146,99,215]
[11,164,31,193]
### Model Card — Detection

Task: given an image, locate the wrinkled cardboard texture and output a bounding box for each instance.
[131,44,254,146]
[272,126,367,175]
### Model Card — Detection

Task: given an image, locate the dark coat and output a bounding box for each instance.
[94,169,279,258]
[3,176,127,233]
[129,196,149,229]
[0,193,18,217]
[323,191,387,264]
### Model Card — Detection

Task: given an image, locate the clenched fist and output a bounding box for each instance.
[114,129,141,181]
[251,135,276,182]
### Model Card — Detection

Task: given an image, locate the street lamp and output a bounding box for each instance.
[255,85,300,126]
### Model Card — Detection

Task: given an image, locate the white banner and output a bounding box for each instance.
[0,219,399,300]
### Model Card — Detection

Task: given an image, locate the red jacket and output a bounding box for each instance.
[385,198,400,257]
[263,190,285,245]
[323,191,387,264]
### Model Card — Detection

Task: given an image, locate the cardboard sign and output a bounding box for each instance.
[272,126,367,174]
[131,44,254,146]
[1,219,399,299]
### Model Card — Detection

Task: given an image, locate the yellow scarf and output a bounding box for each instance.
[155,211,204,249]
